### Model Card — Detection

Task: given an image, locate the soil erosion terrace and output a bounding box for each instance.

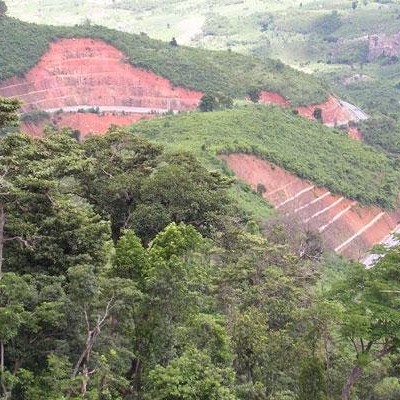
[221,154,400,260]
[0,38,203,134]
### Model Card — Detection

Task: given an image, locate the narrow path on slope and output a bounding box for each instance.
[43,105,178,114]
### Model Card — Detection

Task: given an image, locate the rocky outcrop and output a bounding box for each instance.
[368,32,400,61]
[221,153,400,260]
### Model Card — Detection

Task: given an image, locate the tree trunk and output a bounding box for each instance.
[80,363,89,396]
[0,204,4,280]
[0,341,9,399]
[341,364,362,400]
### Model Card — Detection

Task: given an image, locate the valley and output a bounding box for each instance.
[1,2,400,398]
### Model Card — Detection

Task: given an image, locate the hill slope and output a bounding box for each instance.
[0,16,328,106]
[129,105,400,209]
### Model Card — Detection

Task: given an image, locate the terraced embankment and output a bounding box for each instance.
[221,153,400,260]
[0,38,202,135]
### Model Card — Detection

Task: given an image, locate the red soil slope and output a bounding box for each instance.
[259,92,354,125]
[348,127,362,141]
[0,38,203,112]
[259,91,290,107]
[297,96,354,126]
[0,38,203,135]
[21,112,155,138]
[259,93,364,138]
[220,153,400,260]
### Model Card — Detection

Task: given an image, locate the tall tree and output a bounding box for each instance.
[0,97,20,132]
[326,252,400,400]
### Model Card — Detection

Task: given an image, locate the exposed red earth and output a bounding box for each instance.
[348,127,362,141]
[297,96,356,126]
[259,91,290,107]
[21,112,155,138]
[0,38,366,137]
[0,38,203,135]
[259,92,367,138]
[220,153,400,260]
[260,91,354,125]
[55,112,153,136]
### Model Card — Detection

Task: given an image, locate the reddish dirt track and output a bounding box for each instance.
[220,153,400,260]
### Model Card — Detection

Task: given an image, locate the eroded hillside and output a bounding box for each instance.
[221,154,400,260]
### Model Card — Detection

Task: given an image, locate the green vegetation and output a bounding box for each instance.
[129,105,400,208]
[1,126,400,400]
[2,95,400,400]
[20,109,50,123]
[361,115,400,154]
[2,2,400,398]
[0,95,21,133]
[0,16,328,106]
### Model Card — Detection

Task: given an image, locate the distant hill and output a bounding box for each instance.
[0,16,328,106]
[5,0,400,63]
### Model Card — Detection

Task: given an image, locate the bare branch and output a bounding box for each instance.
[83,306,90,332]
[97,295,116,328]
[3,236,33,249]
[350,337,359,355]
[101,168,114,179]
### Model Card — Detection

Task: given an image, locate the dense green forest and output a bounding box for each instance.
[0,98,400,400]
[129,105,400,209]
[0,16,328,106]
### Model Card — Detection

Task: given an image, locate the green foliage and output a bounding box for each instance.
[247,87,261,103]
[298,358,327,400]
[112,230,148,282]
[0,96,21,133]
[323,249,400,398]
[312,10,342,35]
[199,93,233,112]
[131,105,400,208]
[81,130,236,243]
[361,115,400,154]
[373,377,400,400]
[0,132,110,275]
[80,130,162,241]
[145,348,237,400]
[20,110,50,123]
